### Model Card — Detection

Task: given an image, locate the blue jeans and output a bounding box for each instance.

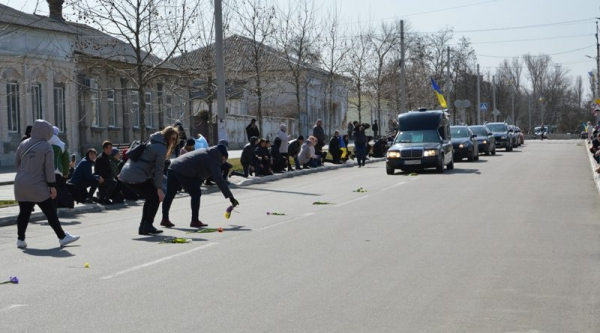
[162,169,202,221]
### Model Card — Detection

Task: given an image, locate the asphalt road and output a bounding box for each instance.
[1,140,600,332]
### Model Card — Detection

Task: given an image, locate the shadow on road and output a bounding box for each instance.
[22,248,76,257]
[38,220,82,227]
[235,187,321,196]
[132,235,208,243]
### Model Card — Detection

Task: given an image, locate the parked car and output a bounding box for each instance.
[468,125,496,156]
[514,126,524,145]
[386,109,454,174]
[485,122,513,151]
[450,126,479,161]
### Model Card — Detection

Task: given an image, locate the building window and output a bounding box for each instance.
[145,91,153,128]
[107,89,116,127]
[54,85,66,131]
[90,79,100,127]
[166,95,173,122]
[132,89,139,128]
[31,83,42,120]
[7,82,20,132]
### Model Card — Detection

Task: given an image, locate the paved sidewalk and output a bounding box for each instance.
[0,156,384,227]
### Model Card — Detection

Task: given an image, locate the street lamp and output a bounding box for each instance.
[539,96,545,126]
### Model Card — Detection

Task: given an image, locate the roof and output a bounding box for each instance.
[0,4,173,68]
[172,34,325,75]
[398,110,447,131]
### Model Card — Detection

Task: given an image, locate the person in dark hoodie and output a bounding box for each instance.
[287,135,304,170]
[93,141,117,205]
[255,139,272,176]
[14,119,79,249]
[328,130,342,164]
[271,137,286,173]
[232,136,258,178]
[120,126,179,235]
[160,145,239,228]
[174,120,187,157]
[353,123,370,167]
[69,148,104,202]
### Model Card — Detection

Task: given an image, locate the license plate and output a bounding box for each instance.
[404,160,421,165]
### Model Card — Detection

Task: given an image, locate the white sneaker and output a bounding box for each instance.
[16,240,27,249]
[59,232,80,247]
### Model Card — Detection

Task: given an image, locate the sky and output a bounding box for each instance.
[2,0,599,95]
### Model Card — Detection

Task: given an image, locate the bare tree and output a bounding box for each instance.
[233,0,277,134]
[276,0,320,134]
[319,4,349,135]
[523,54,551,124]
[368,20,401,125]
[344,24,372,124]
[68,0,199,139]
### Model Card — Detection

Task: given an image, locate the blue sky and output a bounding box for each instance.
[3,0,599,93]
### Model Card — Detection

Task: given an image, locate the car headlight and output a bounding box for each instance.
[423,149,437,157]
[501,136,507,139]
[459,143,469,148]
[387,151,400,158]
[482,140,487,144]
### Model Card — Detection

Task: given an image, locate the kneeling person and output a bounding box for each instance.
[161,145,239,228]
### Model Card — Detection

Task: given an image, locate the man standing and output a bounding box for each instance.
[246,118,260,141]
[312,119,326,163]
[540,124,546,141]
[328,130,342,164]
[347,121,354,140]
[353,123,369,167]
[372,120,379,139]
[160,145,239,228]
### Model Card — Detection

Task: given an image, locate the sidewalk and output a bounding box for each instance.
[0,156,383,227]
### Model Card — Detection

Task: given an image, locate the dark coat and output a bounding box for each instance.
[255,146,270,161]
[241,137,258,165]
[328,136,340,152]
[94,152,113,179]
[169,147,233,199]
[354,125,368,145]
[70,158,99,185]
[288,139,301,157]
[246,123,260,141]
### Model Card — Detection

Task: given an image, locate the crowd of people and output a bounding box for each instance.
[13,117,384,248]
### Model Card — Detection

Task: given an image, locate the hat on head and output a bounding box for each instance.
[251,118,256,122]
[218,139,229,148]
[186,138,196,146]
[110,148,119,157]
[280,124,287,131]
[53,126,59,136]
[216,144,228,158]
[297,135,304,141]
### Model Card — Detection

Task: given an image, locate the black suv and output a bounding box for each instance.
[386,109,454,174]
[485,122,513,152]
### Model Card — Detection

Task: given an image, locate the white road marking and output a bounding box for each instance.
[1,304,27,312]
[257,212,315,231]
[100,242,219,280]
[381,181,406,192]
[334,195,370,207]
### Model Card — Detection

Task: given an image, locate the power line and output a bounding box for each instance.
[478,44,596,59]
[469,34,594,45]
[452,18,597,34]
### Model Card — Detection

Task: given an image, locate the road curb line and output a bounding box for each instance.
[584,140,600,197]
[0,204,105,227]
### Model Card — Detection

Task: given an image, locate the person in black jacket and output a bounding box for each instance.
[174,120,188,157]
[160,146,239,228]
[93,141,117,205]
[328,130,342,164]
[287,136,304,170]
[255,139,272,176]
[232,136,258,178]
[245,118,260,141]
[353,123,370,167]
[271,137,286,173]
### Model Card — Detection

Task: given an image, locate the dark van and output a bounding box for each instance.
[386,109,454,174]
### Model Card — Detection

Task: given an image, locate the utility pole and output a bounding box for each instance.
[445,46,451,113]
[399,20,406,113]
[215,0,227,141]
[492,75,496,122]
[528,93,532,133]
[511,82,515,126]
[476,64,481,125]
[596,20,600,125]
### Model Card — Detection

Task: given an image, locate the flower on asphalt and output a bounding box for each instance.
[224,205,234,219]
[313,201,331,205]
[267,212,286,215]
[1,276,19,285]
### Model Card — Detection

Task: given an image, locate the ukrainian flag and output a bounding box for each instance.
[431,78,447,109]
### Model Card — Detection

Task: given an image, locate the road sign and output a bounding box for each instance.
[454,99,471,108]
[492,109,501,117]
[480,103,488,111]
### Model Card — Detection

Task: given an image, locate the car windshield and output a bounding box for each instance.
[450,128,469,138]
[487,124,507,132]
[394,130,440,143]
[469,127,488,136]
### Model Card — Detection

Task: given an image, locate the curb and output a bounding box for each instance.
[0,203,105,227]
[0,158,385,227]
[584,140,600,196]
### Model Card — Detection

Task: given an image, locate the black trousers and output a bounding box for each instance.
[76,178,98,199]
[18,198,66,241]
[97,177,117,200]
[123,179,160,225]
[162,170,202,222]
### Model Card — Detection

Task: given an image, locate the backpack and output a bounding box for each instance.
[126,140,166,163]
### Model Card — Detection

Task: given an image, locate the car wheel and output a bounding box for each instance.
[447,155,454,170]
[468,149,474,162]
[436,154,445,173]
[386,165,394,175]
